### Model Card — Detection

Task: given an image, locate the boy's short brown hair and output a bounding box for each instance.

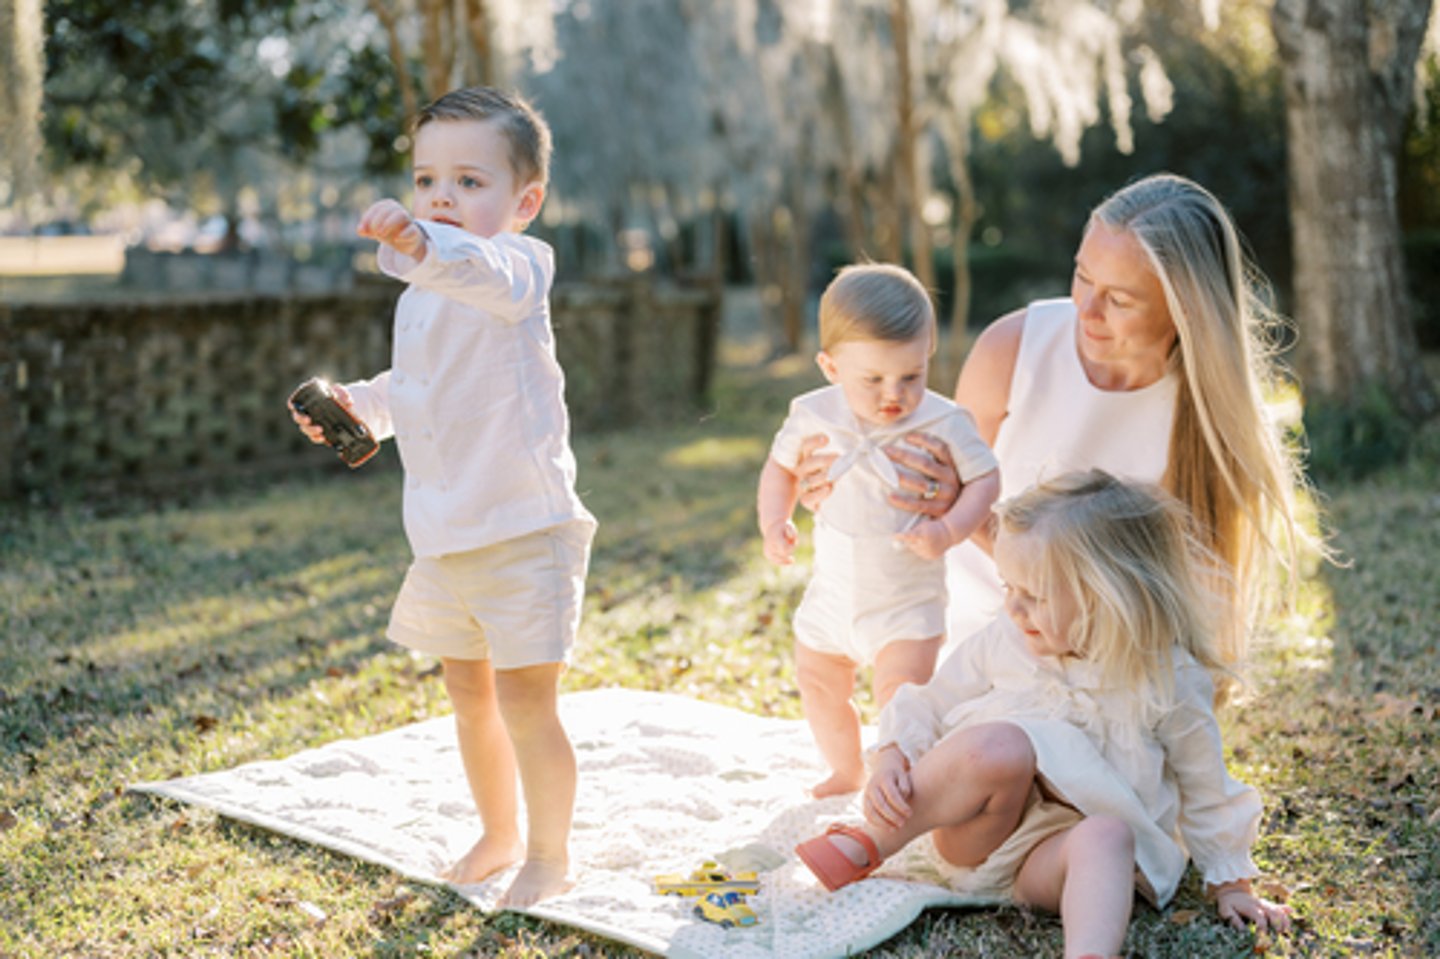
[413,86,552,188]
[818,263,936,354]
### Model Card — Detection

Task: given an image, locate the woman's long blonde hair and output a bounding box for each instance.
[1091,174,1310,663]
[996,470,1229,707]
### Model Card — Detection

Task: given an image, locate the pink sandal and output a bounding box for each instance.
[795,823,883,891]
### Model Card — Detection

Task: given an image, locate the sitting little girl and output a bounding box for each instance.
[794,470,1289,958]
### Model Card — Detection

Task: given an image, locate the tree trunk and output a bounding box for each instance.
[779,124,817,353]
[890,0,936,293]
[1272,0,1438,420]
[869,164,905,264]
[463,0,496,87]
[419,0,456,100]
[0,0,43,219]
[747,214,782,353]
[937,107,978,391]
[368,0,419,120]
[818,43,870,260]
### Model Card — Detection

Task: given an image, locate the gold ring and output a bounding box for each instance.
[922,480,939,500]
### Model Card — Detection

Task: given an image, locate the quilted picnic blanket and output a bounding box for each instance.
[131,688,998,958]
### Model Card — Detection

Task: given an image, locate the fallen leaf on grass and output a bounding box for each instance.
[192,714,219,732]
[1168,909,1200,925]
[0,809,17,832]
[1256,880,1291,903]
[1369,693,1425,722]
[370,890,416,920]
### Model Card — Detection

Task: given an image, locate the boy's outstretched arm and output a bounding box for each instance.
[358,198,428,260]
[757,457,802,566]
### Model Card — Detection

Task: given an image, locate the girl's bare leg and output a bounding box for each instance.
[795,643,864,797]
[439,658,525,884]
[494,662,574,908]
[825,722,1037,870]
[1012,815,1136,959]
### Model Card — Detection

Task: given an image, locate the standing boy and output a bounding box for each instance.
[292,86,593,908]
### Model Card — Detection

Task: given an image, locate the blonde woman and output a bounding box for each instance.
[794,471,1290,958]
[793,173,1309,662]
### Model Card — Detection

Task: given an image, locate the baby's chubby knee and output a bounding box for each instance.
[794,645,856,699]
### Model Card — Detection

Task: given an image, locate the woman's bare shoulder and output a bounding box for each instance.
[955,308,1027,429]
[968,309,1027,363]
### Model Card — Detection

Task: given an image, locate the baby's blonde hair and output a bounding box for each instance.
[818,263,936,354]
[996,469,1231,709]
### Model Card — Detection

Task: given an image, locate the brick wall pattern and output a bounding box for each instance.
[0,279,720,499]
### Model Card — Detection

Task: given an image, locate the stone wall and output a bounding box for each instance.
[0,279,720,499]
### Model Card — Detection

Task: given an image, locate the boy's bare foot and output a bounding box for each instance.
[810,770,865,799]
[440,834,524,885]
[498,857,573,909]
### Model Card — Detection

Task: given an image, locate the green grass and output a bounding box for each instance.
[2,327,1438,958]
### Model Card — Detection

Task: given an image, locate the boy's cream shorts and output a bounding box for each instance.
[387,521,593,670]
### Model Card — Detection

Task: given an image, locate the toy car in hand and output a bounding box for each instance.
[693,890,758,928]
[652,860,760,897]
[288,377,379,467]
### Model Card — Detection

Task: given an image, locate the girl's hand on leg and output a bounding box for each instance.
[863,756,913,830]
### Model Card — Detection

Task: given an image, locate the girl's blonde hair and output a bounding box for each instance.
[996,470,1230,707]
[818,263,936,354]
[1091,174,1312,663]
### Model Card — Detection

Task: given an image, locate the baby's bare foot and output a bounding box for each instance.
[498,857,573,909]
[810,770,864,799]
[440,834,524,885]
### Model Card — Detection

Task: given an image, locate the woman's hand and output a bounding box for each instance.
[792,435,840,513]
[1210,879,1292,934]
[885,432,962,518]
[862,745,914,830]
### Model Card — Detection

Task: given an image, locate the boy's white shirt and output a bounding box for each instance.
[345,221,594,559]
[769,385,997,538]
[878,617,1263,905]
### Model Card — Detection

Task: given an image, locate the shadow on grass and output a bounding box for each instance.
[0,356,815,774]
